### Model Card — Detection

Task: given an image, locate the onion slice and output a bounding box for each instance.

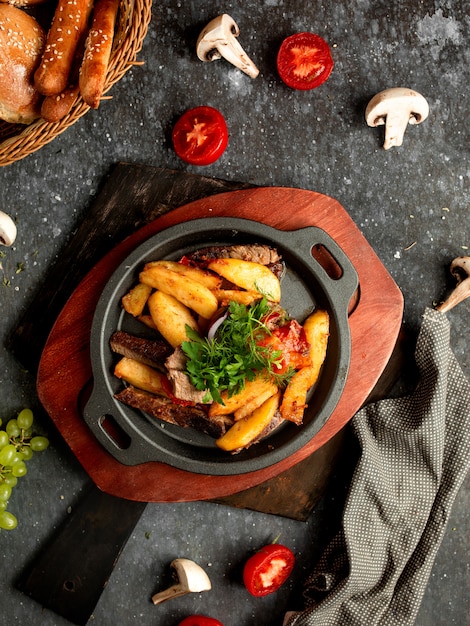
[207,309,229,340]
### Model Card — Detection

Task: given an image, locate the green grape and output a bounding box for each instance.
[0,510,18,530]
[30,436,49,452]
[0,444,17,466]
[17,408,34,430]
[10,452,23,466]
[11,462,27,477]
[19,446,34,461]
[0,431,8,449]
[0,483,12,502]
[3,475,17,487]
[6,419,20,439]
[0,411,50,531]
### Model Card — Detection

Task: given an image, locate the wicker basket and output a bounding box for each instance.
[0,0,152,166]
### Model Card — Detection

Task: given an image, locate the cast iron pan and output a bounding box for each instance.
[83,217,358,475]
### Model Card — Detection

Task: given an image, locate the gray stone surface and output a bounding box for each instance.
[0,1,468,625]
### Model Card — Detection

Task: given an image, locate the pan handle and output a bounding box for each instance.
[82,382,153,466]
[285,226,359,314]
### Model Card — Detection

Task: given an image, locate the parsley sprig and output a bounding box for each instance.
[181,297,293,404]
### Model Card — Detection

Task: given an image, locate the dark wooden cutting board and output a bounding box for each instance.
[29,164,404,507]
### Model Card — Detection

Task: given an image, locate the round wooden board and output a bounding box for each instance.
[37,187,403,502]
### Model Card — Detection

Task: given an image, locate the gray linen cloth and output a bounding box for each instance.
[284,307,470,626]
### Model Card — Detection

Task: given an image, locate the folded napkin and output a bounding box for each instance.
[284,307,470,626]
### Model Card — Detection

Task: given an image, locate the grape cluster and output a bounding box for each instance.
[0,409,49,531]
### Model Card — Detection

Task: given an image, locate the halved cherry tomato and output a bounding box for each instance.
[178,617,224,626]
[243,544,295,597]
[172,106,228,166]
[277,32,334,90]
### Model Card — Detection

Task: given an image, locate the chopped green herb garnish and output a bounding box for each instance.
[181,297,293,404]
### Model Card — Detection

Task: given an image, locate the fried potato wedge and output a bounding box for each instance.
[209,376,278,417]
[216,391,281,452]
[213,288,262,306]
[140,266,219,319]
[144,260,222,290]
[121,282,152,317]
[207,258,281,302]
[303,309,330,383]
[137,314,158,331]
[114,357,168,397]
[280,309,330,424]
[233,387,278,421]
[279,366,314,425]
[147,290,199,348]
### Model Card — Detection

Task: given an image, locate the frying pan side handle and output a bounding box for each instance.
[303,227,359,312]
[82,384,146,466]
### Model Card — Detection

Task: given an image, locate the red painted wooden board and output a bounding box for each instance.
[37,187,403,502]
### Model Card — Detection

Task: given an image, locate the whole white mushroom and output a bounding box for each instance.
[365,87,429,150]
[196,14,259,78]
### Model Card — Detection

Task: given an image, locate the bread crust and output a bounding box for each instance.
[79,0,120,108]
[0,0,50,6]
[40,84,80,122]
[34,0,94,96]
[0,4,45,124]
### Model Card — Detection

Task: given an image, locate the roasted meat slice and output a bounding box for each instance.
[165,347,209,404]
[187,244,284,281]
[114,386,233,439]
[110,331,172,369]
[187,244,281,266]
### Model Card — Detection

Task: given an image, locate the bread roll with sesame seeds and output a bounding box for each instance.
[0,0,50,6]
[78,0,119,109]
[34,0,94,96]
[0,4,45,124]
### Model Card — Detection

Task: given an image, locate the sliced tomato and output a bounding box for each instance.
[243,544,295,597]
[277,32,334,90]
[172,106,228,166]
[178,617,224,626]
[257,320,310,374]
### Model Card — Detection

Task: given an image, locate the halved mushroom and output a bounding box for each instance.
[196,14,259,78]
[0,210,17,246]
[436,257,470,313]
[365,88,429,150]
[151,558,212,605]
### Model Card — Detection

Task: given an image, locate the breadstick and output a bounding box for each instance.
[34,0,94,96]
[79,0,120,109]
[40,5,91,123]
[41,85,80,122]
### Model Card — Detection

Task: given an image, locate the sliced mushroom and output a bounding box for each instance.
[151,558,212,605]
[196,14,259,78]
[436,256,470,313]
[365,87,429,150]
[0,210,17,246]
